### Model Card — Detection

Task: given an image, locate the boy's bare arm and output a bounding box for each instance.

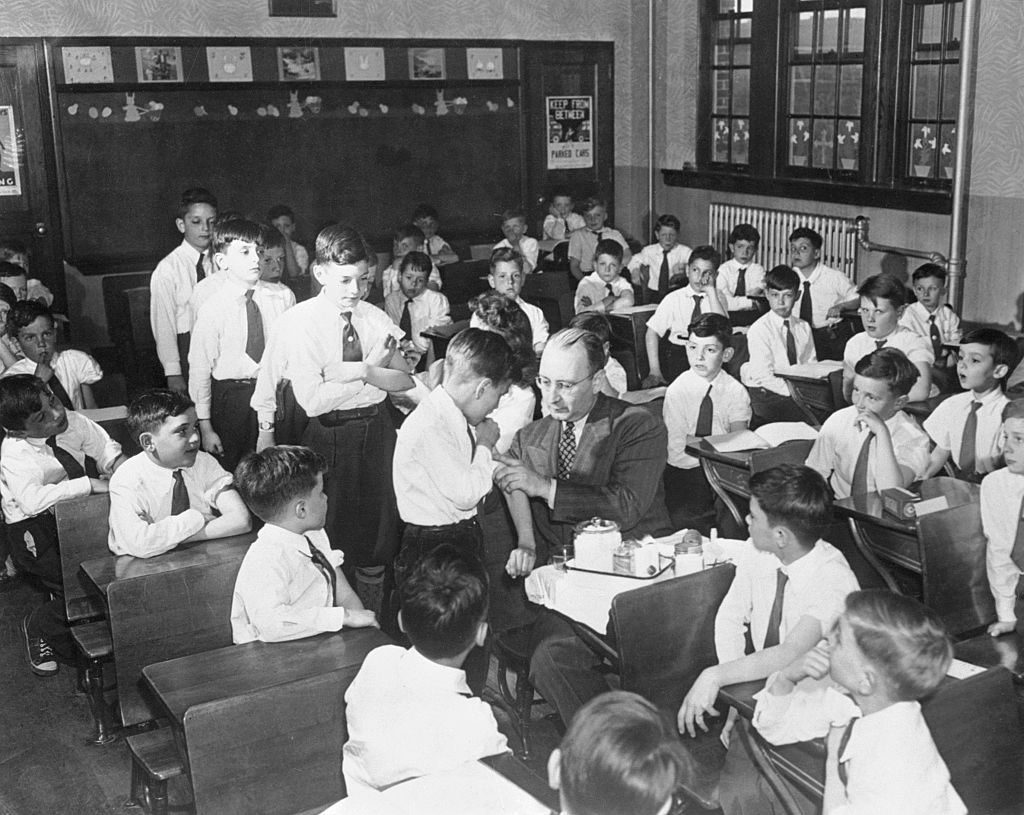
[193,487,251,540]
[641,327,665,387]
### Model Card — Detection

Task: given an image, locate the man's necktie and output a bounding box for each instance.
[399,298,413,340]
[244,290,265,363]
[306,537,337,606]
[170,469,190,515]
[695,384,714,437]
[799,281,813,325]
[557,421,576,480]
[195,251,206,283]
[851,430,874,495]
[958,400,982,476]
[47,377,74,410]
[46,436,85,480]
[340,311,363,362]
[762,568,788,648]
[874,339,886,351]
[658,249,671,298]
[784,320,798,365]
[929,315,943,358]
[836,718,856,791]
[735,267,747,297]
[692,294,704,318]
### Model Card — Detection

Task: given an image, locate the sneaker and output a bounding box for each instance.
[22,616,58,676]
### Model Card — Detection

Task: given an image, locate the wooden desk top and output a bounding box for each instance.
[955,631,1024,683]
[833,493,917,534]
[481,754,561,812]
[80,531,256,598]
[684,439,755,469]
[717,679,766,720]
[143,627,391,726]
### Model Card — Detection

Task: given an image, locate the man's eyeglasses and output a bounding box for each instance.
[535,372,596,396]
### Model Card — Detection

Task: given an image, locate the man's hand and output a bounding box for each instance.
[989,620,1016,637]
[166,374,187,394]
[641,373,666,389]
[474,418,500,451]
[366,335,398,368]
[677,667,722,737]
[493,457,552,499]
[505,546,537,578]
[345,609,380,629]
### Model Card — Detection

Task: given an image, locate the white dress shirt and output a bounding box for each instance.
[604,357,628,395]
[574,272,633,314]
[0,411,121,524]
[543,212,586,241]
[567,227,631,273]
[470,296,549,348]
[806,405,930,499]
[899,301,960,345]
[981,467,1024,622]
[628,242,692,291]
[795,263,858,329]
[844,326,935,376]
[150,239,213,376]
[342,645,508,792]
[493,236,539,271]
[381,262,442,297]
[925,387,1008,475]
[289,239,309,274]
[1,349,103,410]
[742,311,817,395]
[230,525,345,644]
[717,258,767,310]
[384,288,451,353]
[664,368,751,468]
[189,271,228,316]
[107,450,233,558]
[647,285,722,344]
[393,386,496,525]
[424,234,454,260]
[714,539,859,663]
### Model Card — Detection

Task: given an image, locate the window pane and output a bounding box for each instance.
[938,123,956,178]
[733,118,750,164]
[733,69,750,115]
[715,45,731,66]
[738,0,754,11]
[713,70,732,114]
[793,12,816,58]
[718,20,732,41]
[917,3,945,47]
[734,44,751,66]
[812,119,835,168]
[838,119,860,170]
[912,64,940,119]
[839,65,862,116]
[719,0,737,11]
[738,18,752,39]
[790,65,812,114]
[950,3,963,44]
[942,62,960,118]
[790,118,811,165]
[814,65,837,114]
[821,9,840,57]
[910,123,938,177]
[713,119,732,162]
[845,7,866,55]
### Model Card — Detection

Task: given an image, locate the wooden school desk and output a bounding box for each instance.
[607,305,657,383]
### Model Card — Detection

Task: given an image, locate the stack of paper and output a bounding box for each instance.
[708,422,818,453]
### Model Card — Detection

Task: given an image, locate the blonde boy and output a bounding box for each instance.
[567,197,631,280]
[470,247,549,354]
[492,207,539,273]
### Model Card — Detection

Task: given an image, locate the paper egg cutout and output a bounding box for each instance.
[227,105,238,116]
[67,104,79,115]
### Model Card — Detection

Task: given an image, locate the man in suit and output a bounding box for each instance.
[493,327,672,725]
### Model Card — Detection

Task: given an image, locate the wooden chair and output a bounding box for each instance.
[421,319,469,363]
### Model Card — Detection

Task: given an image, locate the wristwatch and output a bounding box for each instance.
[258,421,275,432]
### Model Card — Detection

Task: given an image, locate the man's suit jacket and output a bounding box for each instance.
[507,393,672,556]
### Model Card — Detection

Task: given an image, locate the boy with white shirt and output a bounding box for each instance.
[627,213,691,304]
[383,250,451,371]
[230,445,376,643]
[411,204,459,266]
[717,223,766,314]
[567,197,632,281]
[380,224,442,297]
[900,263,961,357]
[742,264,817,426]
[574,239,634,315]
[470,247,549,354]
[789,227,859,361]
[256,224,298,311]
[542,190,586,241]
[492,207,539,274]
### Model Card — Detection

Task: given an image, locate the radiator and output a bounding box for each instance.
[708,203,859,280]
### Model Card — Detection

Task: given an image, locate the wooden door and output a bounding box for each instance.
[0,41,64,307]
[523,43,615,232]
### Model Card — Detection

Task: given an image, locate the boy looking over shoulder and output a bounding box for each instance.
[342,545,508,792]
[230,444,376,644]
[807,348,930,499]
[574,239,634,315]
[752,590,965,815]
[108,389,250,559]
[923,328,1016,480]
[149,187,218,393]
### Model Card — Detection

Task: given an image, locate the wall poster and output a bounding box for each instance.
[0,107,22,197]
[546,96,593,169]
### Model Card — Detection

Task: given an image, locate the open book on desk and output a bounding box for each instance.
[778,360,843,379]
[708,422,819,453]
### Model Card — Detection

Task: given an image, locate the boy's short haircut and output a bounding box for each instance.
[0,260,26,278]
[581,196,607,212]
[569,311,612,346]
[469,293,534,382]
[0,282,16,310]
[594,238,623,264]
[394,223,425,245]
[0,238,28,258]
[655,214,681,232]
[854,347,920,397]
[559,691,689,815]
[8,299,53,338]
[490,246,524,273]
[688,244,721,267]
[316,224,370,267]
[857,273,908,309]
[788,226,823,249]
[764,264,801,293]
[962,328,1018,387]
[688,312,732,347]
[267,203,295,222]
[843,589,952,701]
[748,463,832,546]
[126,389,196,441]
[1002,398,1024,423]
[550,188,573,201]
[0,374,50,432]
[411,203,439,222]
[446,327,517,386]
[234,445,326,522]
[258,224,286,251]
[501,206,527,223]
[176,187,218,220]
[399,250,432,275]
[212,218,263,255]
[547,328,606,378]
[729,223,761,246]
[912,262,947,284]
[400,544,489,660]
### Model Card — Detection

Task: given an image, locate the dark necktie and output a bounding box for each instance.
[799,281,813,325]
[874,339,886,351]
[692,294,704,318]
[244,289,265,364]
[170,469,190,515]
[195,251,206,283]
[836,718,856,791]
[784,320,798,365]
[306,537,337,606]
[851,430,874,495]
[735,267,747,297]
[959,400,982,476]
[47,377,74,410]
[762,568,788,648]
[46,436,85,480]
[340,311,363,362]
[658,249,671,298]
[399,298,413,340]
[592,230,602,239]
[467,425,476,462]
[557,420,576,480]
[605,283,614,299]
[929,315,943,358]
[1010,494,1024,572]
[695,384,714,437]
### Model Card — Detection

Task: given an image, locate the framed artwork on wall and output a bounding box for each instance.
[135,47,183,83]
[277,47,320,81]
[409,48,445,81]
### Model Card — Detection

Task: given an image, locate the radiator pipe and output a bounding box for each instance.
[853,216,948,267]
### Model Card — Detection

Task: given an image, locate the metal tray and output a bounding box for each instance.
[566,554,674,580]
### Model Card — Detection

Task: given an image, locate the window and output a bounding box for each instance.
[689,0,963,209]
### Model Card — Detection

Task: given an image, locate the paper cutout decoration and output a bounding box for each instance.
[287,91,303,118]
[278,47,320,81]
[227,105,239,116]
[62,46,114,84]
[207,47,253,82]
[66,104,79,116]
[305,97,322,114]
[123,93,145,122]
[136,47,183,83]
[466,48,503,80]
[344,48,385,81]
